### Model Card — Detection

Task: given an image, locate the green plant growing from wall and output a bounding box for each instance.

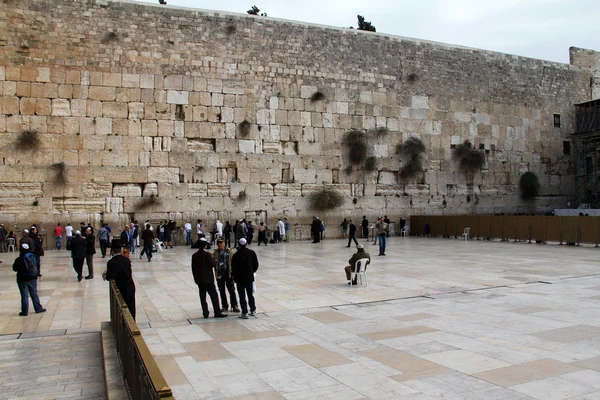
[16,130,41,152]
[453,140,485,171]
[519,172,540,201]
[310,189,344,211]
[236,190,247,203]
[356,15,376,32]
[344,130,367,166]
[396,137,426,178]
[52,162,67,185]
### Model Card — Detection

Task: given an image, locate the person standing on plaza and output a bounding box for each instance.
[341,218,349,239]
[216,219,223,239]
[284,218,291,242]
[346,219,359,247]
[103,243,137,320]
[0,224,8,253]
[19,230,34,255]
[120,225,131,252]
[196,219,204,241]
[65,222,73,250]
[184,221,192,246]
[235,219,246,248]
[13,244,46,316]
[277,218,285,243]
[311,216,321,243]
[257,222,268,246]
[84,227,96,279]
[70,231,86,282]
[246,221,254,245]
[98,223,110,258]
[231,238,259,319]
[139,224,154,262]
[158,221,165,243]
[168,220,177,248]
[191,238,227,319]
[54,223,63,250]
[213,238,239,313]
[29,226,43,280]
[361,216,369,241]
[373,217,382,246]
[129,223,138,254]
[376,217,389,256]
[224,221,232,248]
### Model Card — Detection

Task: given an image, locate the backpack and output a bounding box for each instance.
[23,253,38,277]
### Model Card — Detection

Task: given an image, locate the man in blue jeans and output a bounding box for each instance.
[231,238,259,319]
[13,244,46,316]
[376,218,388,256]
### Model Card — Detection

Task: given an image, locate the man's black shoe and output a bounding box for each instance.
[345,246,350,248]
[19,312,27,316]
[36,309,47,313]
[77,275,83,282]
[214,313,227,318]
[85,275,93,280]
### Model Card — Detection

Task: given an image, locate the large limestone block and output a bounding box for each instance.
[148,167,179,183]
[377,171,397,185]
[262,141,281,154]
[239,140,256,154]
[167,90,189,105]
[113,184,142,197]
[188,183,208,197]
[293,169,317,184]
[0,183,43,198]
[207,183,230,197]
[88,86,116,101]
[105,197,124,213]
[260,184,274,196]
[83,183,113,198]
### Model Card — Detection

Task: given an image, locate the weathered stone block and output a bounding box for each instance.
[148,167,179,183]
[167,90,189,104]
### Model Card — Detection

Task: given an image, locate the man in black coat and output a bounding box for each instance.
[103,243,137,320]
[120,225,131,251]
[346,219,359,247]
[311,216,321,243]
[84,227,96,279]
[13,244,46,316]
[139,224,154,262]
[70,231,87,282]
[231,238,259,319]
[191,238,226,319]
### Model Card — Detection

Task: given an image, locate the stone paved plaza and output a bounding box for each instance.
[1,237,600,399]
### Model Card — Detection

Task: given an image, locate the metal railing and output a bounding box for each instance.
[109,281,174,400]
[409,215,600,246]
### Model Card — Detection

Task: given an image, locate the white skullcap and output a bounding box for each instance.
[21,243,29,250]
[239,238,247,246]
[75,230,81,235]
[23,229,29,234]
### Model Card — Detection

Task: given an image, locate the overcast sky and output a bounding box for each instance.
[133,0,599,63]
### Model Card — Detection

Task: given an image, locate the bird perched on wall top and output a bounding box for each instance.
[159,0,167,4]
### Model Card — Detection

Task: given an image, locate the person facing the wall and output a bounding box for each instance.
[103,243,137,320]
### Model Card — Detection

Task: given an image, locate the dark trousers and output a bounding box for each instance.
[362,227,369,239]
[312,230,320,243]
[257,231,267,246]
[17,280,44,314]
[99,240,108,257]
[35,255,41,275]
[140,243,152,260]
[236,281,255,315]
[217,276,238,309]
[85,254,94,277]
[197,283,220,317]
[73,257,84,278]
[224,234,231,248]
[347,234,358,247]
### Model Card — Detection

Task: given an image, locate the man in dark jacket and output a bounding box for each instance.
[13,243,46,316]
[84,227,96,279]
[361,216,369,240]
[19,229,34,256]
[231,238,259,319]
[120,225,131,251]
[29,226,43,279]
[70,231,87,282]
[213,239,239,313]
[344,244,370,285]
[103,243,136,320]
[139,224,154,262]
[191,238,226,319]
[311,216,321,243]
[346,219,359,247]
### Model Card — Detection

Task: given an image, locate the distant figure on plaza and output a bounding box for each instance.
[277,218,286,243]
[341,218,349,239]
[257,222,268,246]
[140,224,154,262]
[65,222,73,250]
[216,219,224,239]
[184,221,192,246]
[246,221,254,245]
[103,243,136,320]
[284,218,291,241]
[29,226,43,280]
[13,243,46,316]
[376,217,388,256]
[70,231,86,282]
[129,223,138,254]
[168,220,177,247]
[344,244,370,285]
[223,221,232,248]
[0,223,8,253]
[373,217,382,246]
[191,238,227,319]
[196,219,204,240]
[231,238,259,319]
[235,219,246,248]
[85,227,96,279]
[213,238,239,313]
[361,216,369,240]
[98,223,110,258]
[346,219,358,247]
[54,223,63,250]
[311,216,321,243]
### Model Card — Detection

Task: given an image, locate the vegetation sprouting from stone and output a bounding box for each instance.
[519,172,540,201]
[310,91,325,103]
[138,193,161,209]
[238,120,251,137]
[16,130,41,152]
[344,130,367,166]
[453,140,485,171]
[365,156,377,172]
[247,5,267,16]
[310,189,344,211]
[396,137,426,178]
[52,162,67,185]
[356,15,376,32]
[100,32,119,44]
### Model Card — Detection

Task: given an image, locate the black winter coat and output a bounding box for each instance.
[70,236,87,259]
[191,249,216,285]
[231,246,259,284]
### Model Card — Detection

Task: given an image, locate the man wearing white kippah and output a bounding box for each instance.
[13,243,46,316]
[231,238,259,319]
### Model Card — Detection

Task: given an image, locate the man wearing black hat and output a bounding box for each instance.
[13,243,46,316]
[191,238,227,319]
[231,238,259,319]
[103,242,136,320]
[70,230,87,282]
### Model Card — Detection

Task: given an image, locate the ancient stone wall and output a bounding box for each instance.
[0,0,597,235]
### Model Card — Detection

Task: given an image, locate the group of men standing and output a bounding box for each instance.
[191,237,259,320]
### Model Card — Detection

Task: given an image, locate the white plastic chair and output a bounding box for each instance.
[352,258,369,287]
[7,237,16,252]
[400,226,409,237]
[154,238,165,253]
[462,227,470,240]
